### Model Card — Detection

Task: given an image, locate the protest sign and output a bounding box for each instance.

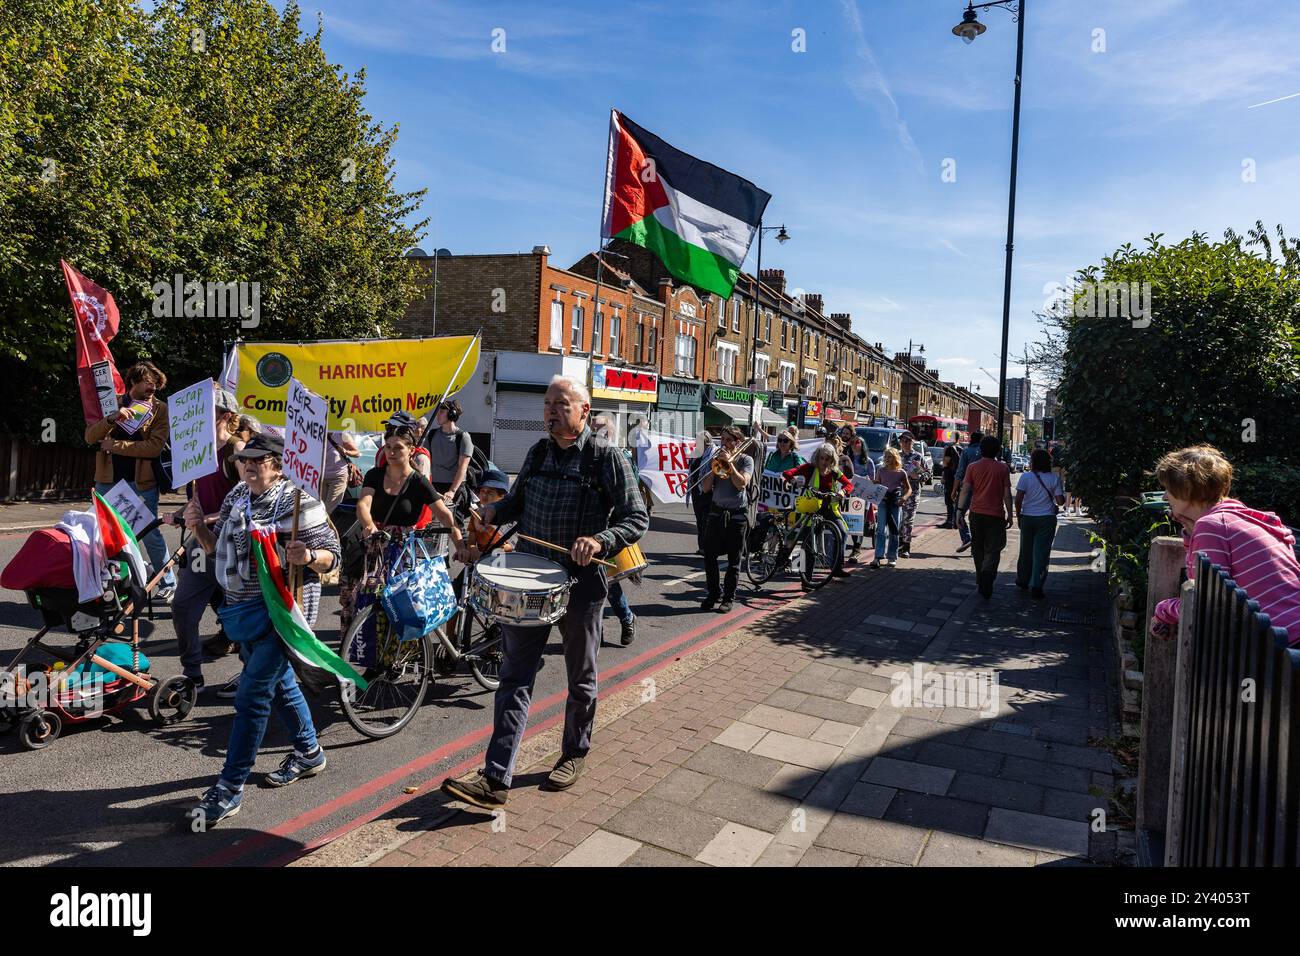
[757,470,798,513]
[844,497,867,535]
[90,361,119,421]
[168,379,217,487]
[852,474,886,507]
[636,432,697,504]
[282,378,328,499]
[236,336,479,431]
[103,480,154,536]
[115,400,154,435]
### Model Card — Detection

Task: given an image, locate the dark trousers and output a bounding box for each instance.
[485,565,606,787]
[943,477,958,526]
[968,512,1008,597]
[691,493,712,552]
[703,507,745,600]
[171,557,222,680]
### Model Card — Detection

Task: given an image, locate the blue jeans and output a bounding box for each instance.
[216,602,318,789]
[95,481,175,587]
[606,581,633,625]
[875,498,900,561]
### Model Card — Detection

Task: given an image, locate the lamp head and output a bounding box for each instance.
[775,226,790,244]
[952,6,986,43]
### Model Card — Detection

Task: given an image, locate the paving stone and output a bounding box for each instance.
[695,779,801,833]
[889,715,959,741]
[740,704,826,739]
[647,767,715,806]
[1043,741,1116,772]
[764,688,808,711]
[926,609,951,620]
[753,840,806,867]
[684,743,784,789]
[1000,756,1093,793]
[947,771,1044,813]
[621,844,707,867]
[847,687,888,708]
[784,670,860,702]
[798,846,862,867]
[916,740,1004,776]
[879,734,925,760]
[919,832,1038,867]
[793,695,874,726]
[555,830,642,867]
[967,729,1052,761]
[765,763,823,800]
[990,721,1032,737]
[712,721,768,751]
[812,719,861,746]
[984,808,1091,857]
[863,614,915,632]
[751,730,844,771]
[938,596,963,607]
[1042,787,1107,824]
[603,795,730,858]
[695,822,773,867]
[814,814,928,865]
[884,791,989,838]
[836,781,896,819]
[860,756,955,795]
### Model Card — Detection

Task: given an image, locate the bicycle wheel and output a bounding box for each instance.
[338,603,433,739]
[799,517,843,591]
[462,605,504,692]
[744,521,786,588]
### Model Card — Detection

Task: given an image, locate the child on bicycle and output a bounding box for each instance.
[782,443,854,579]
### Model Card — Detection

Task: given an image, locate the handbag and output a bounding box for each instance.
[341,472,411,578]
[380,536,458,640]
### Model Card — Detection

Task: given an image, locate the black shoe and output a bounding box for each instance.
[441,772,508,809]
[620,615,636,646]
[1015,581,1029,590]
[203,634,236,657]
[700,597,717,611]
[980,587,993,600]
[1031,587,1046,599]
[898,548,910,558]
[718,599,733,613]
[831,568,850,578]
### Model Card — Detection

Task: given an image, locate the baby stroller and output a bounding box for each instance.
[0,515,196,750]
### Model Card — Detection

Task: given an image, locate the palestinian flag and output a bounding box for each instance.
[602,110,771,299]
[92,490,148,588]
[249,527,368,696]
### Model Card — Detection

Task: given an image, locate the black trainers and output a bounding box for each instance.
[620,615,636,646]
[700,597,717,611]
[546,755,585,791]
[717,599,733,613]
[441,771,508,809]
[203,633,236,657]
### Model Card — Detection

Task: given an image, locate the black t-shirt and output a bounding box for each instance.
[362,467,437,527]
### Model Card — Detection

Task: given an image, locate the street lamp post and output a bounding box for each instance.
[747,222,790,431]
[952,0,1024,452]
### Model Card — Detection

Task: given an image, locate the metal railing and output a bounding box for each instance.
[1166,553,1299,866]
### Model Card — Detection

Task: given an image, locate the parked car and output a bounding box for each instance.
[855,426,905,467]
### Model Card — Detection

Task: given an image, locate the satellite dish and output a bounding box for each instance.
[403,247,429,258]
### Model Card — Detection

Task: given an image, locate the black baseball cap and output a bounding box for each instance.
[231,432,284,459]
[383,410,418,430]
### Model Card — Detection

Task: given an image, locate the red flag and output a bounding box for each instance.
[61,260,124,426]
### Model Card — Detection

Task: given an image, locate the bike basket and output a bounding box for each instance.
[795,494,822,515]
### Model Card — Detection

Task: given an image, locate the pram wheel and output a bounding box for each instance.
[18,711,61,750]
[148,676,196,725]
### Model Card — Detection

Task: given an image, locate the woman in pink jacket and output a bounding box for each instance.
[1150,445,1300,645]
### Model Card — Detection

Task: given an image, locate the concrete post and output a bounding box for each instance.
[1136,536,1186,846]
[1164,578,1197,866]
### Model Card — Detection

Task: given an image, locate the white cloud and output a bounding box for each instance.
[838,0,925,173]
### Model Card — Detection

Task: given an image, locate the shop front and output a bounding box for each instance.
[651,376,703,439]
[704,384,785,433]
[590,362,657,446]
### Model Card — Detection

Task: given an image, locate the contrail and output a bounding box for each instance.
[1248,91,1300,109]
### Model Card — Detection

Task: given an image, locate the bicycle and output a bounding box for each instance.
[337,527,503,739]
[744,487,846,592]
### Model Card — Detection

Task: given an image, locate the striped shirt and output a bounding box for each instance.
[1187,499,1300,642]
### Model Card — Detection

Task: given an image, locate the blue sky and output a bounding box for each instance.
[303,0,1300,405]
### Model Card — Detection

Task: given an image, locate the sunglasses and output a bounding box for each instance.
[777,437,792,444]
[241,455,274,466]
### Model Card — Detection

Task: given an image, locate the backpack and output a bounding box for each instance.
[518,436,615,522]
[465,443,492,492]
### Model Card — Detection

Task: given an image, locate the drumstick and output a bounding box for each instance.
[513,532,618,570]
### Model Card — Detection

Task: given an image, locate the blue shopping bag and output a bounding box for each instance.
[379,537,458,640]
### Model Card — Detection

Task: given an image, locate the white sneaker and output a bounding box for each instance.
[886,559,897,567]
[216,673,241,700]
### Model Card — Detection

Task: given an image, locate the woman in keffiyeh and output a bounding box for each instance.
[185,432,341,828]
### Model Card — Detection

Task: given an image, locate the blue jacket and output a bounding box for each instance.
[954,442,982,483]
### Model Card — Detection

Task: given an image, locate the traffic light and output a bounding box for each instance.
[1042,417,1055,441]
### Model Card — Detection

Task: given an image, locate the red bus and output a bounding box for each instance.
[908,415,965,447]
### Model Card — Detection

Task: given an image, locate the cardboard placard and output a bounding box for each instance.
[103,480,155,536]
[168,379,218,486]
[282,377,328,499]
[90,361,119,421]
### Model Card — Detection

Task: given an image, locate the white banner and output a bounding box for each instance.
[103,480,154,536]
[282,377,328,499]
[636,431,698,504]
[844,496,867,534]
[168,378,217,487]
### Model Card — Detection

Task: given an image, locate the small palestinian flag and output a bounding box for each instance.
[249,527,368,696]
[602,110,771,299]
[92,490,148,588]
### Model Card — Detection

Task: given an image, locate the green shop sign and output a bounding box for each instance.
[708,384,767,405]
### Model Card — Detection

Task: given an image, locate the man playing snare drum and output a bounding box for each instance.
[441,376,648,808]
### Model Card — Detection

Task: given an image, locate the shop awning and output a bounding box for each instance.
[758,407,786,427]
[705,400,753,424]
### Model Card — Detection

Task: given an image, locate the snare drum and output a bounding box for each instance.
[609,542,648,583]
[468,552,572,626]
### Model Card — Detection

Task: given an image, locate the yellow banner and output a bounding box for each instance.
[236,337,480,431]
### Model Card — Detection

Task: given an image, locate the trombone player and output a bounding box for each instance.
[700,426,755,613]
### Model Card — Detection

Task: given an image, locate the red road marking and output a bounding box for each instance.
[197,583,799,867]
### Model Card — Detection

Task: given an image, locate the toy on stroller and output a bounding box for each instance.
[0,515,196,750]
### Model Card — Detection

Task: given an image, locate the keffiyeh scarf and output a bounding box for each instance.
[216,479,329,595]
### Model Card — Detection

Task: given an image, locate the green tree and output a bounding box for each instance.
[1057,230,1300,526]
[0,0,426,440]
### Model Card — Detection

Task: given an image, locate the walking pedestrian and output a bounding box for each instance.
[1014,448,1066,598]
[952,431,983,552]
[425,400,473,503]
[687,431,714,555]
[941,444,961,529]
[700,427,754,612]
[896,431,930,557]
[957,435,1014,600]
[1050,440,1077,515]
[869,447,911,569]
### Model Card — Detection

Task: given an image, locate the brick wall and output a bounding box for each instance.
[394,253,543,353]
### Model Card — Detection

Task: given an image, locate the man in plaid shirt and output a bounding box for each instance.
[442,376,648,808]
